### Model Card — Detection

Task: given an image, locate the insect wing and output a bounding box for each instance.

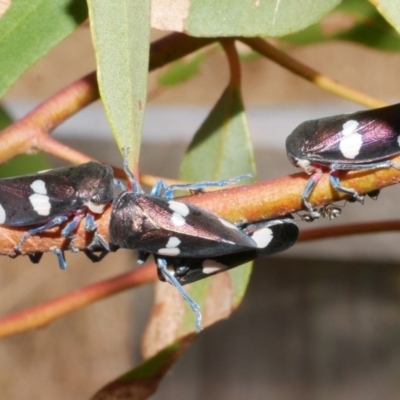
[139,195,259,257]
[286,103,400,165]
[162,217,299,285]
[110,192,258,258]
[0,173,76,226]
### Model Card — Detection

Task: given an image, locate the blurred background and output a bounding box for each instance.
[1,26,400,399]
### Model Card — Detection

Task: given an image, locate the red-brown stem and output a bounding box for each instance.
[299,220,400,242]
[0,263,156,339]
[0,73,99,163]
[0,34,215,164]
[2,156,400,256]
[221,39,241,89]
[241,37,388,109]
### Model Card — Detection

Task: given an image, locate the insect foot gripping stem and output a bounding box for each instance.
[286,102,400,220]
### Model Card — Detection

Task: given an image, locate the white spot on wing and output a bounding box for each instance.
[158,236,181,256]
[202,260,227,275]
[171,212,185,226]
[341,120,359,136]
[339,120,362,159]
[30,179,47,195]
[397,135,400,147]
[218,217,238,230]
[166,236,181,248]
[251,227,273,249]
[168,200,189,217]
[158,247,180,256]
[29,179,51,216]
[29,193,51,216]
[0,203,6,224]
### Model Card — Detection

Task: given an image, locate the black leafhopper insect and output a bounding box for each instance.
[286,103,400,220]
[0,161,115,268]
[110,159,298,331]
[156,216,299,286]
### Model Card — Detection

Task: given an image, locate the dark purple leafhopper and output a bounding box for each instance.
[286,103,400,220]
[156,216,299,286]
[109,158,299,331]
[0,161,115,268]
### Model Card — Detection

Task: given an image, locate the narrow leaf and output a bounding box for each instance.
[179,85,257,323]
[180,86,256,181]
[141,85,257,346]
[0,0,87,99]
[88,0,151,166]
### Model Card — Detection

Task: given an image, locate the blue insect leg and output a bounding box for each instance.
[156,256,203,332]
[61,215,84,238]
[328,160,400,201]
[331,160,400,171]
[50,246,67,270]
[123,155,141,194]
[329,170,364,203]
[15,215,69,252]
[65,213,110,254]
[84,214,110,252]
[85,213,97,232]
[151,174,252,199]
[301,171,323,220]
[87,233,110,252]
[113,178,126,192]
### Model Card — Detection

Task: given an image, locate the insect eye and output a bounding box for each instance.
[91,194,101,203]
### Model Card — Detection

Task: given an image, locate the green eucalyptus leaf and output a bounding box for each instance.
[178,85,256,327]
[0,0,87,99]
[333,18,400,51]
[183,0,341,37]
[0,153,50,178]
[0,104,11,129]
[88,0,151,166]
[281,24,327,46]
[180,86,256,180]
[370,0,400,34]
[334,0,400,51]
[283,0,400,52]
